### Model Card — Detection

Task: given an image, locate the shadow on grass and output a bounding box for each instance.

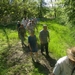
[32,59,50,75]
[0,47,11,74]
[2,27,10,48]
[43,54,57,67]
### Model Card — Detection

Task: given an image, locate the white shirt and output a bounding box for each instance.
[21,18,27,28]
[53,56,75,75]
[26,22,34,30]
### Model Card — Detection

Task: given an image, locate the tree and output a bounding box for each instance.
[64,0,75,24]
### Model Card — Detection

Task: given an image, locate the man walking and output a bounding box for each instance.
[19,24,26,47]
[39,25,50,56]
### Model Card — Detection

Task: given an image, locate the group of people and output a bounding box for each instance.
[17,17,38,46]
[17,17,50,58]
[17,17,75,75]
[21,17,38,32]
[28,24,75,75]
[28,25,50,62]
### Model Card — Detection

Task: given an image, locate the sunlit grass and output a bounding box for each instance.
[0,19,75,74]
[0,20,75,59]
[37,20,75,59]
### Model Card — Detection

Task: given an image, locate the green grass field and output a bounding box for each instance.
[37,19,75,58]
[0,19,75,75]
[0,19,75,58]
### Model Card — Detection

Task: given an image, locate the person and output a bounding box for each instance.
[21,18,27,29]
[34,17,37,25]
[52,47,75,75]
[18,24,26,47]
[28,30,38,61]
[17,21,20,29]
[32,18,38,32]
[26,20,34,33]
[17,21,20,38]
[39,25,50,56]
[33,17,38,26]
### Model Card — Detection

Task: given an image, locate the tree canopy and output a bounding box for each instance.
[0,0,75,25]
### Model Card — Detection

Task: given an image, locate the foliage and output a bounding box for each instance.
[0,0,49,25]
[52,0,68,25]
[45,0,74,26]
[64,0,75,24]
[38,19,75,58]
[0,19,75,74]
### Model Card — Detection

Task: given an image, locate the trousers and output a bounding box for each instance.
[41,42,49,55]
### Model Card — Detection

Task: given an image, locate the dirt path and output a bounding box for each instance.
[6,42,56,75]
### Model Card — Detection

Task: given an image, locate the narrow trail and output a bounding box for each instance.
[6,42,56,75]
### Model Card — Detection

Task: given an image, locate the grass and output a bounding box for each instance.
[37,19,75,59]
[0,25,19,75]
[0,19,75,74]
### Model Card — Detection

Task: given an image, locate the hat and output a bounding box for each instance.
[67,47,75,62]
[43,24,47,27]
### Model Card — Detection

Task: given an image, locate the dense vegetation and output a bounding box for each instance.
[0,19,75,74]
[0,0,75,74]
[0,0,75,25]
